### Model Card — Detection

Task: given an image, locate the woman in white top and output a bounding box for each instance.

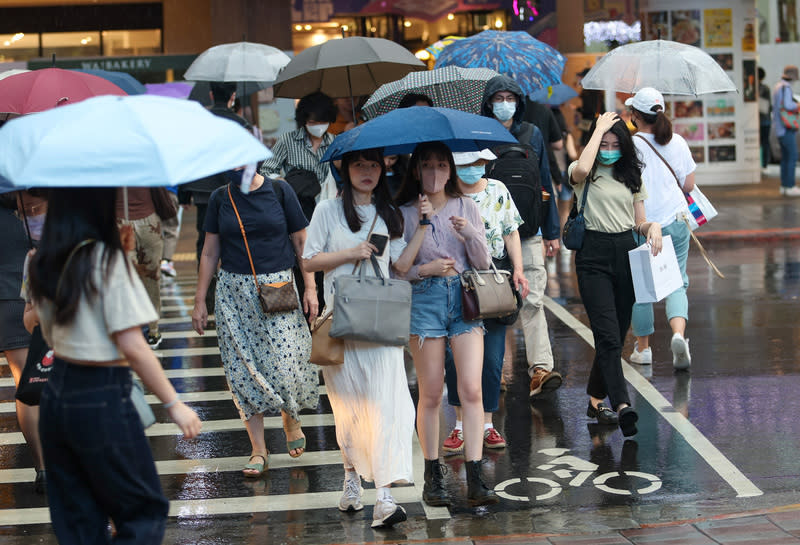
[626,88,696,370]
[303,148,426,529]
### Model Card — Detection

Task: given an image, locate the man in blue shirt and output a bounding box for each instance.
[772,65,800,196]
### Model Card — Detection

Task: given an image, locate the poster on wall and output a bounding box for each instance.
[706,96,736,117]
[708,121,735,140]
[672,10,702,46]
[690,147,706,163]
[673,101,704,118]
[742,14,757,52]
[644,11,670,41]
[710,53,733,72]
[742,60,757,102]
[704,9,733,47]
[709,145,736,162]
[674,121,705,142]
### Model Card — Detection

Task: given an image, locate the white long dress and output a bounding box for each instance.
[303,198,415,487]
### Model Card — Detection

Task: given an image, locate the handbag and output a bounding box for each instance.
[460,261,518,321]
[779,85,800,130]
[628,235,684,304]
[228,185,299,314]
[14,326,54,406]
[310,309,344,365]
[150,187,178,221]
[489,255,522,326]
[562,181,589,251]
[131,377,156,429]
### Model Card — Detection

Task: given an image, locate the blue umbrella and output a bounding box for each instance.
[74,69,147,95]
[435,30,566,97]
[529,83,578,105]
[0,94,270,188]
[321,106,517,162]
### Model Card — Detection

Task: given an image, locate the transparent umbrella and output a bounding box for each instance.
[579,39,737,96]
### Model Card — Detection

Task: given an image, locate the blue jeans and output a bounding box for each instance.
[779,129,798,188]
[40,359,168,544]
[409,275,482,342]
[444,319,507,413]
[631,220,690,337]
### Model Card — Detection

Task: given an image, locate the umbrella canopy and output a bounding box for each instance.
[74,69,147,95]
[184,41,290,83]
[361,66,500,119]
[529,83,578,105]
[579,39,738,96]
[425,35,465,60]
[0,95,270,188]
[321,106,517,162]
[0,68,127,114]
[435,30,566,97]
[145,82,194,99]
[272,36,425,98]
[0,69,29,81]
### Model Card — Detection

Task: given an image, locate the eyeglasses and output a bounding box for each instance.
[491,95,517,103]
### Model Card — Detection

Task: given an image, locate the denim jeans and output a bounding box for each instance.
[409,275,482,342]
[779,129,798,188]
[631,220,690,337]
[444,319,507,413]
[40,358,168,544]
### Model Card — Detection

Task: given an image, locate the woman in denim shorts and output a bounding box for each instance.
[395,142,498,507]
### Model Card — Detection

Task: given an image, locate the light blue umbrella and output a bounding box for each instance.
[0,94,270,189]
[529,83,578,105]
[321,106,517,162]
[435,30,566,97]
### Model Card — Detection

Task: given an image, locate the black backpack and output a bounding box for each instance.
[486,122,543,238]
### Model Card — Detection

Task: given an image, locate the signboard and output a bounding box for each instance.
[27,54,197,74]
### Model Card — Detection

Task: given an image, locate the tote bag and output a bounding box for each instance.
[628,235,683,304]
[15,326,53,406]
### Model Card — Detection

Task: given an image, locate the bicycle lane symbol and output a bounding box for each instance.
[494,448,662,502]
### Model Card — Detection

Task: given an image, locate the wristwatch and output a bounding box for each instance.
[419,218,431,226]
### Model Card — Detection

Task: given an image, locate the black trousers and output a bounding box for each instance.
[575,229,636,409]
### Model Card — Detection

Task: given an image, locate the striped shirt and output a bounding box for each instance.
[259,127,333,184]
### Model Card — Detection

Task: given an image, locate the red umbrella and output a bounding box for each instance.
[0,68,127,114]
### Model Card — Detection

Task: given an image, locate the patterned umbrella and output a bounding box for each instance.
[425,36,465,60]
[529,83,578,105]
[361,66,500,119]
[435,30,565,97]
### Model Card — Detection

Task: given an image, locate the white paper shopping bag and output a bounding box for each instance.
[628,235,683,304]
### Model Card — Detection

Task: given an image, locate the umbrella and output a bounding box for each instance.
[425,36,465,60]
[579,39,738,96]
[529,83,578,105]
[435,30,566,97]
[0,69,29,81]
[0,95,270,188]
[321,106,518,162]
[272,36,425,99]
[361,66,500,119]
[145,82,194,99]
[184,41,290,85]
[74,69,147,95]
[0,68,127,114]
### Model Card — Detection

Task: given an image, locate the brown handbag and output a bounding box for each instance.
[310,310,344,365]
[227,185,299,314]
[460,261,517,321]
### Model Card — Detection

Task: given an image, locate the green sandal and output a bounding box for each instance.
[287,436,306,458]
[243,453,268,478]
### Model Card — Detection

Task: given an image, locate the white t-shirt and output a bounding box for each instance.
[633,132,696,226]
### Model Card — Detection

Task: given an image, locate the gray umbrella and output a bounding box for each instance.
[272,36,425,99]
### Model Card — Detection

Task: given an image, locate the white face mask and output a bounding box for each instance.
[492,101,516,121]
[25,213,46,241]
[306,123,329,138]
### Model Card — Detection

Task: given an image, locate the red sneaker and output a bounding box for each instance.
[442,428,464,454]
[483,427,507,449]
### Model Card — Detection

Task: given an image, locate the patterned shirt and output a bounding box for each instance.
[259,127,333,185]
[463,178,523,259]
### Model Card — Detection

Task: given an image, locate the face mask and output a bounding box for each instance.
[25,213,46,241]
[306,123,329,138]
[597,150,622,165]
[492,101,516,121]
[421,169,449,194]
[456,165,485,185]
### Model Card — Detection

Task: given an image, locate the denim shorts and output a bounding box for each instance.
[410,275,482,342]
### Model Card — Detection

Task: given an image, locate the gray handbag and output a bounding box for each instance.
[131,377,156,429]
[330,254,412,346]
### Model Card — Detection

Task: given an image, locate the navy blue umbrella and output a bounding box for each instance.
[73,69,146,95]
[321,106,517,162]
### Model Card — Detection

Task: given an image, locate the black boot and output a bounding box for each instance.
[465,460,499,507]
[422,459,450,506]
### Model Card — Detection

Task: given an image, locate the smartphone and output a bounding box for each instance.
[369,233,389,256]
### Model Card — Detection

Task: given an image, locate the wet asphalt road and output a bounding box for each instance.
[1,185,799,544]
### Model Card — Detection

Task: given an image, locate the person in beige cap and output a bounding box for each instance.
[772,65,800,196]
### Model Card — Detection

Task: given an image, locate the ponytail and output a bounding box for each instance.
[652,112,673,145]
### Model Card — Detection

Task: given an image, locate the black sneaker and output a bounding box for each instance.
[147,333,162,350]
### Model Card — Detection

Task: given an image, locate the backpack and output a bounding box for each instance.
[486,121,543,238]
[283,167,319,221]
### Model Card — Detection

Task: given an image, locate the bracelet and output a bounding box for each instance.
[163,397,179,409]
[419,218,431,226]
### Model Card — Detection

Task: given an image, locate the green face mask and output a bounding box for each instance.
[597,150,622,165]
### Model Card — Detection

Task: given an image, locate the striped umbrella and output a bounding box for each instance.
[435,30,565,97]
[361,66,500,119]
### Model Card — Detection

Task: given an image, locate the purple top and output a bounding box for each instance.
[399,196,491,281]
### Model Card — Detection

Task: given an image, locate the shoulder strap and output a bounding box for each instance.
[516,121,535,145]
[576,180,590,213]
[227,185,260,290]
[635,133,680,188]
[352,209,380,275]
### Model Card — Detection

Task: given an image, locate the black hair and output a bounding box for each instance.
[28,187,126,325]
[340,149,404,238]
[758,66,766,81]
[395,141,462,206]
[588,118,643,194]
[296,92,338,128]
[210,82,237,105]
[634,107,673,146]
[398,93,433,108]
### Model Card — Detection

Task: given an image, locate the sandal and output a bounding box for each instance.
[243,453,269,478]
[283,415,306,458]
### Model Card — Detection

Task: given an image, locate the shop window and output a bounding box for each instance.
[0,32,38,62]
[102,29,161,56]
[42,32,101,59]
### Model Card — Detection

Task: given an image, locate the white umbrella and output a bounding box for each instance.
[580,39,737,96]
[184,41,291,84]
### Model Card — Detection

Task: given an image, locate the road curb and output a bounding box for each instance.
[696,228,800,242]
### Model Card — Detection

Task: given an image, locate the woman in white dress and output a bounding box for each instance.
[303,148,428,529]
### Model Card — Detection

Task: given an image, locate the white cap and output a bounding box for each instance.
[625,87,665,114]
[452,149,497,165]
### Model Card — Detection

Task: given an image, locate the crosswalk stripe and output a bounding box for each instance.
[154,347,220,357]
[159,315,214,325]
[160,330,217,339]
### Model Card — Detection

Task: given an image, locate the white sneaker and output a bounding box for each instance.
[160,260,176,277]
[629,341,652,365]
[338,476,363,512]
[371,496,407,528]
[671,333,691,370]
[781,186,800,197]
